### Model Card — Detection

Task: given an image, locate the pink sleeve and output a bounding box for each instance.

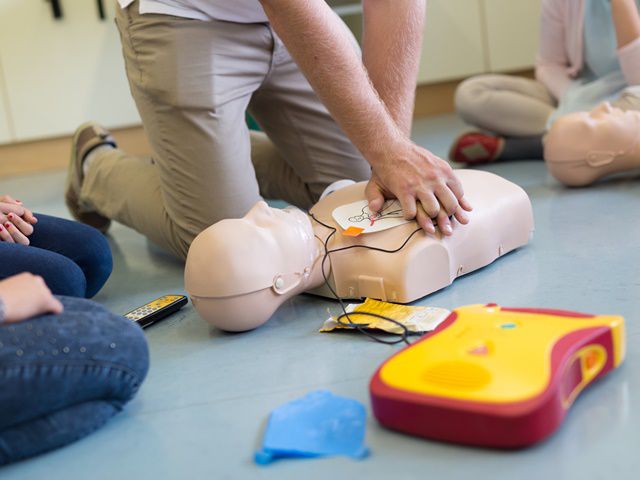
[535,0,572,100]
[618,37,640,86]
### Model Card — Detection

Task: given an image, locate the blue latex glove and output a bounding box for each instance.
[255,390,370,465]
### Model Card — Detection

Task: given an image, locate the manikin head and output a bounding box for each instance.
[544,102,640,186]
[185,202,319,332]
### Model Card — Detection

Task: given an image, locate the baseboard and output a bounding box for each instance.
[0,69,534,179]
[0,126,151,179]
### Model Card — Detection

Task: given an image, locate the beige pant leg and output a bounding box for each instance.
[455,74,556,136]
[81,4,279,259]
[248,30,371,209]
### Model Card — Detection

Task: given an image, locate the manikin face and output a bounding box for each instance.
[547,103,640,163]
[185,202,317,299]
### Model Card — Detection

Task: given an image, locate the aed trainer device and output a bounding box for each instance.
[370,304,625,448]
[124,295,188,328]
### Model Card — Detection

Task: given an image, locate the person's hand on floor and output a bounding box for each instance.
[365,141,473,236]
[0,273,64,324]
[0,195,38,245]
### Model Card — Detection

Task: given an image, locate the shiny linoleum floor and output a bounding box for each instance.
[2,115,640,479]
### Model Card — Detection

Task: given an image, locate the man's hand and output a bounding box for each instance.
[0,273,63,324]
[260,0,472,231]
[366,140,472,235]
[0,194,37,245]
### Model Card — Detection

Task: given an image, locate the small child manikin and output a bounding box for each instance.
[545,102,640,187]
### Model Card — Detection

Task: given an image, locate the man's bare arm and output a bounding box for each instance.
[259,0,471,234]
[362,0,425,136]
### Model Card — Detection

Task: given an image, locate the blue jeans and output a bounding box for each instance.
[0,214,112,298]
[0,297,149,465]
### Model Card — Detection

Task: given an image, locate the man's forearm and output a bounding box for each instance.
[612,0,640,49]
[259,0,404,168]
[362,0,425,136]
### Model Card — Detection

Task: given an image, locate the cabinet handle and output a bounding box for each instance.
[47,0,63,20]
[97,0,106,20]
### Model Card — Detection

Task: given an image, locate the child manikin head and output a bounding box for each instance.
[545,102,640,186]
[185,201,319,332]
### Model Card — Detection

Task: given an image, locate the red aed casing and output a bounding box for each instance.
[370,304,625,448]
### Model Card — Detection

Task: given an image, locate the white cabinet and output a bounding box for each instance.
[419,0,487,83]
[0,1,139,143]
[0,0,542,145]
[0,59,12,143]
[482,0,541,72]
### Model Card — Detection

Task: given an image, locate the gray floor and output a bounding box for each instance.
[2,115,640,479]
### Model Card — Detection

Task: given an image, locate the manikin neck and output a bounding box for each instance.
[618,115,640,166]
[606,129,640,169]
[304,217,336,291]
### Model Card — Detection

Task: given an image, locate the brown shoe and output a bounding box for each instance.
[65,122,116,233]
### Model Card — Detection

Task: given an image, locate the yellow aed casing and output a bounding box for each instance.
[370,304,625,448]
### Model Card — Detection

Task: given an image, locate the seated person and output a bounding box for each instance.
[185,169,534,332]
[449,0,640,164]
[0,194,112,298]
[545,101,640,186]
[0,273,148,465]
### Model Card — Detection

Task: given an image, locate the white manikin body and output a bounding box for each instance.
[185,169,534,331]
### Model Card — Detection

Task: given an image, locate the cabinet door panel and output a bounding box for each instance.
[483,0,541,72]
[419,0,486,84]
[0,1,140,141]
[0,59,12,144]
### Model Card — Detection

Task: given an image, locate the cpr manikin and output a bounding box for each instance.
[185,170,534,332]
[545,102,640,187]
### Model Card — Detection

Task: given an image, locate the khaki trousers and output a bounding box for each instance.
[455,74,640,137]
[80,2,370,259]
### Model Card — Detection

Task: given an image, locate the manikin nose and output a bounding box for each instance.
[248,201,273,217]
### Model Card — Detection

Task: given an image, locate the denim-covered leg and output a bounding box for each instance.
[0,242,87,298]
[26,214,113,298]
[0,297,148,465]
[0,401,121,465]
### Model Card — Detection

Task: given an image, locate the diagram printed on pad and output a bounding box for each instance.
[332,199,410,235]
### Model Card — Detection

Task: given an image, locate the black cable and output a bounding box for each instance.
[310,213,423,346]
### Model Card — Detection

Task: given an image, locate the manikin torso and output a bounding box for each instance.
[307,170,533,303]
[185,169,534,331]
[545,102,640,186]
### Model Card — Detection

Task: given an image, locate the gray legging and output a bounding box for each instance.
[454,74,640,160]
[455,74,640,136]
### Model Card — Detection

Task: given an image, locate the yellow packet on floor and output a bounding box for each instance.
[320,298,451,335]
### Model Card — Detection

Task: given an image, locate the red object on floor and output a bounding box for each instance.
[449,131,505,164]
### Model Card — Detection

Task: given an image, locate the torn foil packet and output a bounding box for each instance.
[320,298,451,335]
